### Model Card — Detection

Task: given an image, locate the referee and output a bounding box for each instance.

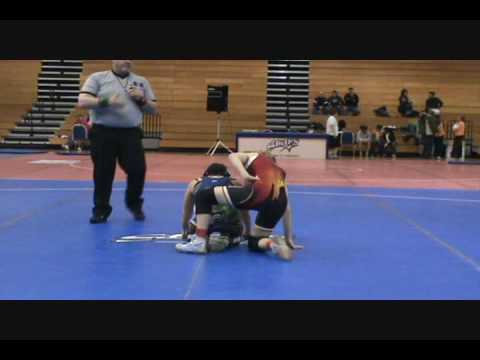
[78,60,158,224]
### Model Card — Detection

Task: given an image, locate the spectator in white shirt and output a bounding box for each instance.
[326,108,339,159]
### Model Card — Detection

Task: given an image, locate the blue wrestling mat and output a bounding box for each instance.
[1,179,480,300]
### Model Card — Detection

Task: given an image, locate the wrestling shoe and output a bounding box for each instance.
[176,236,208,254]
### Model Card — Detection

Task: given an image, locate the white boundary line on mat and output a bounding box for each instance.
[0,187,479,204]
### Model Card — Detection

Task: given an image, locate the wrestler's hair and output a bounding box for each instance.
[203,163,230,177]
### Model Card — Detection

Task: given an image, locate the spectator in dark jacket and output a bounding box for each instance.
[344,88,360,116]
[398,89,419,118]
[314,92,328,114]
[418,110,441,159]
[425,91,444,112]
[328,90,345,115]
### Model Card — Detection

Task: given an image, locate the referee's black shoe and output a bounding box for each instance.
[90,208,112,224]
[129,207,146,222]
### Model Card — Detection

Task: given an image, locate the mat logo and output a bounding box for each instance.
[266,138,300,153]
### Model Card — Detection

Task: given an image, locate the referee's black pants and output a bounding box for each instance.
[90,124,146,215]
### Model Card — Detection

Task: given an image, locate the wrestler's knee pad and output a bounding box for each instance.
[246,235,268,253]
[207,232,231,253]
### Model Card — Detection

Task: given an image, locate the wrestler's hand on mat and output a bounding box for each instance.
[231,177,242,186]
[286,236,304,250]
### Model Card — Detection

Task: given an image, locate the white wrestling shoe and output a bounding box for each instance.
[176,236,207,254]
[269,235,293,261]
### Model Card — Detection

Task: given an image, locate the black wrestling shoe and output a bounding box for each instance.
[90,208,112,224]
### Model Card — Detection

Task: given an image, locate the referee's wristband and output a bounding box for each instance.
[98,97,110,108]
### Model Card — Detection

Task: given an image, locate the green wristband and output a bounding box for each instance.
[98,97,110,108]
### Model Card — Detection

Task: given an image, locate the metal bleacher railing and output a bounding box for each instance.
[142,113,163,139]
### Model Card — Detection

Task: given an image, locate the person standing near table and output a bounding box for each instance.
[326,108,339,159]
[451,115,466,159]
[78,60,158,224]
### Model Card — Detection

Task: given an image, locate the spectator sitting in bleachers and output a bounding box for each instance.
[307,123,316,134]
[344,88,360,116]
[356,125,371,158]
[77,115,92,131]
[63,116,92,152]
[327,90,346,115]
[313,93,329,114]
[398,89,419,118]
[308,121,325,133]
